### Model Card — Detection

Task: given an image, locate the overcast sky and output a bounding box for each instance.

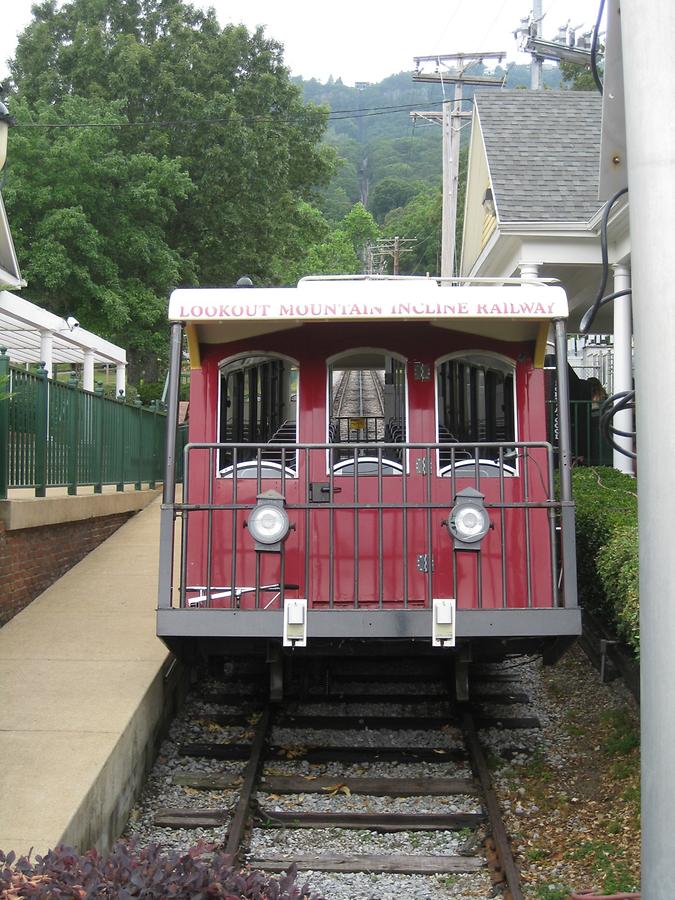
[1,0,602,86]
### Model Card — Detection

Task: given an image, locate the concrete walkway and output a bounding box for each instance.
[0,497,177,858]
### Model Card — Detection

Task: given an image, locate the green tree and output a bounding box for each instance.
[384,189,441,275]
[282,202,378,281]
[8,0,335,343]
[560,60,599,91]
[339,202,379,261]
[3,96,192,379]
[369,176,420,222]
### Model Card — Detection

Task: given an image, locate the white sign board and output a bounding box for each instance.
[169,282,568,323]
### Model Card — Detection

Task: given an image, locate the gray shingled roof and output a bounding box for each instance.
[475,90,602,223]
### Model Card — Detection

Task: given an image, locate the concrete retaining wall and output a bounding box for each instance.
[0,489,160,625]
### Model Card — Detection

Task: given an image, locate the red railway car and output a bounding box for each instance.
[157,276,580,696]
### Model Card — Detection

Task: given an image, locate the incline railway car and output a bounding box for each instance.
[157,276,580,696]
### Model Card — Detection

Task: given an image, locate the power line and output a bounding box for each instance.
[12,100,449,130]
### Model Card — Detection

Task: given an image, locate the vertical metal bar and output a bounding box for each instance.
[499,446,507,608]
[231,447,238,609]
[0,349,10,500]
[158,322,183,610]
[425,447,433,606]
[328,447,336,608]
[554,320,573,503]
[474,446,483,609]
[66,376,80,496]
[149,401,157,490]
[304,448,310,602]
[206,447,214,606]
[94,383,104,493]
[353,444,359,608]
[523,449,532,608]
[179,448,190,609]
[553,319,578,610]
[116,392,125,492]
[401,441,408,608]
[255,446,262,611]
[451,447,458,601]
[280,446,287,612]
[547,446,560,607]
[135,399,143,491]
[279,542,286,611]
[34,364,48,497]
[377,446,383,609]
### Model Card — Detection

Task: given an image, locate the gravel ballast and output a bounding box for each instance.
[123,644,640,898]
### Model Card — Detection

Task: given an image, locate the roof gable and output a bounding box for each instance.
[0,192,23,289]
[475,90,602,224]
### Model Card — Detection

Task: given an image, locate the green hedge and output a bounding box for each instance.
[572,467,639,656]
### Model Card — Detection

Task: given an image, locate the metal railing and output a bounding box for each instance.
[170,440,566,614]
[547,399,613,466]
[0,351,168,498]
[331,415,385,442]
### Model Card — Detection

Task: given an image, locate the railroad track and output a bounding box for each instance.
[151,659,535,898]
[333,369,385,420]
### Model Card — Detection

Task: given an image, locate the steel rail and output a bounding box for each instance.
[462,709,525,900]
[156,659,530,892]
[222,706,271,865]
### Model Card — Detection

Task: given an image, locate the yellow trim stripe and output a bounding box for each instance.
[533,322,549,369]
[185,323,201,370]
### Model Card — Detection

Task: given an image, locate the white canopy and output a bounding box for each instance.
[0,290,127,393]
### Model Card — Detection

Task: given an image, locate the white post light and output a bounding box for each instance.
[39,329,54,380]
[83,348,95,392]
[115,363,126,398]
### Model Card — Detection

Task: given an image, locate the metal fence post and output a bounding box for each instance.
[67,374,79,495]
[134,399,143,490]
[34,363,49,497]
[0,348,9,500]
[94,381,104,493]
[148,400,157,489]
[116,390,125,492]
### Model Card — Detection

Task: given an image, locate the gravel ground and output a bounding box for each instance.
[263,759,475,779]
[271,725,464,750]
[257,791,481,815]
[122,645,640,898]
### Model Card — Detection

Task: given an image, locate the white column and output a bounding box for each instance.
[622,2,675,895]
[39,330,54,379]
[115,363,126,398]
[612,264,634,473]
[519,262,540,280]
[83,349,95,392]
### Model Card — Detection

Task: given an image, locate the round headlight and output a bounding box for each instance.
[248,503,290,545]
[449,503,490,543]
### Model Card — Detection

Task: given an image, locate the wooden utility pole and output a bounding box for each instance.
[368,237,415,275]
[411,53,505,278]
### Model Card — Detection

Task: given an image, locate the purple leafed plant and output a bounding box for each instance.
[0,843,324,899]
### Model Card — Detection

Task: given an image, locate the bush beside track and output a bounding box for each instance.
[572,467,639,657]
[0,845,323,899]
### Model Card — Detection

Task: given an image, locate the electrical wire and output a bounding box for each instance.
[590,0,605,95]
[599,390,636,460]
[579,186,628,334]
[12,99,447,130]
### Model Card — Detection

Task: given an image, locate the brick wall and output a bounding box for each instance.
[0,513,134,626]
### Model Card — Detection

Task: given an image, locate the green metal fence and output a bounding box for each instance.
[0,349,169,499]
[547,399,613,466]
